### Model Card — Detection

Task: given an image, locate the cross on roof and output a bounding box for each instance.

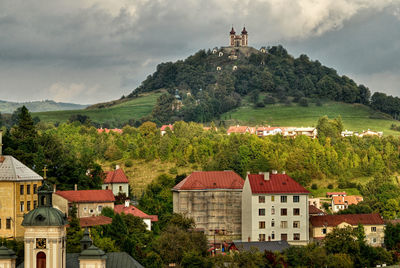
[42,166,48,179]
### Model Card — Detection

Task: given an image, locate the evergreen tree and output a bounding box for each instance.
[66,204,83,253]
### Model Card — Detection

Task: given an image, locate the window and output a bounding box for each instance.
[259,209,265,216]
[33,184,37,194]
[34,201,37,209]
[293,221,300,228]
[20,185,24,195]
[259,234,266,241]
[259,221,265,229]
[98,206,103,212]
[293,233,300,240]
[281,233,287,241]
[271,220,275,227]
[20,202,24,212]
[271,232,275,240]
[89,209,94,214]
[280,196,287,203]
[119,186,123,192]
[83,207,87,211]
[322,228,327,234]
[271,206,275,215]
[371,227,377,232]
[6,219,11,229]
[27,201,31,211]
[27,185,31,195]
[372,238,377,243]
[271,196,275,202]
[258,196,265,203]
[293,208,300,216]
[281,208,287,216]
[293,195,300,203]
[280,221,288,229]
[105,186,108,190]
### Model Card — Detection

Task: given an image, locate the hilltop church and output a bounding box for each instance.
[229,26,248,47]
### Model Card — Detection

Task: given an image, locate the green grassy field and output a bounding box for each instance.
[34,93,162,124]
[222,101,400,136]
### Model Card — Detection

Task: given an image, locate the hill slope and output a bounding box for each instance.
[0,100,88,114]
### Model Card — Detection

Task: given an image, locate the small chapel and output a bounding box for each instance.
[229,26,248,47]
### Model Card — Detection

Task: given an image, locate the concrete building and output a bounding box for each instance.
[114,200,158,231]
[172,171,244,241]
[241,171,309,245]
[310,214,385,246]
[0,153,43,238]
[53,189,115,218]
[102,167,129,197]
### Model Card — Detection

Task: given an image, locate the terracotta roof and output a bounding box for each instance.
[160,124,173,131]
[114,205,158,221]
[310,213,384,227]
[309,205,326,215]
[104,169,129,184]
[248,173,309,194]
[55,190,115,203]
[332,195,363,206]
[326,192,347,197]
[227,126,254,134]
[79,215,112,227]
[173,171,244,191]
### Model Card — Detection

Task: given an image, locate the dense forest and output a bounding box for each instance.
[125,45,400,124]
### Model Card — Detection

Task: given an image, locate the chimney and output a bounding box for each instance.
[246,171,250,175]
[282,170,286,174]
[124,199,130,208]
[272,170,278,174]
[53,184,57,193]
[74,184,77,191]
[115,165,120,170]
[259,172,270,181]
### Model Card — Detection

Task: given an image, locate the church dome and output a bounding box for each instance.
[241,27,247,34]
[22,206,68,227]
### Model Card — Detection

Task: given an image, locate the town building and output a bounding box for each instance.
[227,125,255,135]
[310,213,385,246]
[172,171,244,241]
[309,205,326,216]
[359,130,383,137]
[229,27,248,47]
[294,127,318,139]
[241,171,310,245]
[114,200,158,231]
[0,148,43,238]
[160,124,174,136]
[53,188,115,218]
[326,192,347,198]
[331,195,363,212]
[256,127,283,137]
[102,166,130,196]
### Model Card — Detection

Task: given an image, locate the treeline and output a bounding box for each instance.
[126,45,376,124]
[371,92,400,119]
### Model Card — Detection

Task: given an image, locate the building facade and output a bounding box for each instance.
[229,27,248,47]
[102,167,129,196]
[172,171,244,241]
[242,172,309,245]
[0,155,43,238]
[114,200,158,231]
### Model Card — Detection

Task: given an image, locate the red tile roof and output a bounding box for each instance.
[160,124,174,131]
[114,204,158,221]
[172,171,244,191]
[248,173,309,194]
[309,205,326,215]
[104,169,129,184]
[332,195,363,205]
[310,213,384,227]
[55,190,115,203]
[79,215,112,227]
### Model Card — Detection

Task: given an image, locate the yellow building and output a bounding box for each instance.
[310,213,385,246]
[0,155,43,238]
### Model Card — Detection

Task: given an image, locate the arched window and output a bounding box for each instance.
[37,252,46,268]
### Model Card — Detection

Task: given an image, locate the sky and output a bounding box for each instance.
[0,0,399,104]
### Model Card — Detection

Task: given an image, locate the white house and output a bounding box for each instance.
[102,166,129,196]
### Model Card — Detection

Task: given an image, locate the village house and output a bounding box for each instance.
[256,127,283,137]
[97,128,123,134]
[326,192,347,198]
[331,195,363,212]
[341,130,359,137]
[53,188,115,218]
[241,171,309,245]
[114,200,158,231]
[172,171,244,242]
[281,127,297,138]
[294,127,318,139]
[102,166,130,197]
[227,125,255,135]
[160,124,174,136]
[359,130,383,137]
[310,213,385,246]
[309,205,326,216]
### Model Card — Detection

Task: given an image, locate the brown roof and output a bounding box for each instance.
[79,215,112,227]
[248,173,309,194]
[114,204,158,221]
[332,195,363,205]
[55,190,115,203]
[172,171,244,191]
[310,213,384,227]
[104,169,129,184]
[309,205,326,215]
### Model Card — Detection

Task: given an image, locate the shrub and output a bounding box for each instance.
[256,102,265,108]
[263,96,276,105]
[327,184,334,189]
[169,167,178,174]
[311,183,318,190]
[299,98,309,107]
[125,159,133,167]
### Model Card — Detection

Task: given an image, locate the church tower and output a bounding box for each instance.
[22,179,68,268]
[229,27,236,46]
[241,27,248,46]
[229,26,248,47]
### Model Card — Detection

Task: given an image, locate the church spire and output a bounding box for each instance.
[230,26,236,35]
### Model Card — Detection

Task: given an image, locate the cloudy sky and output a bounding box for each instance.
[0,0,399,104]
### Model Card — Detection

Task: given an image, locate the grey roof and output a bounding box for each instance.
[233,241,290,253]
[0,246,17,259]
[66,252,143,268]
[0,155,43,182]
[79,245,107,259]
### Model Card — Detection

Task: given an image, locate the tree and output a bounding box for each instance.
[316,116,343,141]
[384,223,400,250]
[66,204,83,253]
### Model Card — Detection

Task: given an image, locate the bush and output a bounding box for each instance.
[256,102,265,108]
[263,96,276,105]
[169,167,178,174]
[125,159,133,167]
[328,184,334,189]
[299,98,309,107]
[311,183,318,190]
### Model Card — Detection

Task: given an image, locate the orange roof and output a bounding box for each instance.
[160,124,173,131]
[173,171,244,191]
[114,204,158,221]
[227,126,254,134]
[97,128,123,134]
[248,173,309,194]
[332,195,363,205]
[310,213,384,227]
[55,190,115,203]
[104,169,129,184]
[79,215,112,227]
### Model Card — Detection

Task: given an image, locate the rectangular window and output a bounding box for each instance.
[281,233,287,241]
[281,208,287,216]
[271,207,275,215]
[371,227,377,232]
[293,196,300,203]
[293,221,300,228]
[280,221,288,229]
[27,185,31,195]
[6,219,11,229]
[119,186,122,192]
[259,221,265,229]
[271,220,275,227]
[293,233,300,240]
[258,196,265,203]
[98,205,103,212]
[259,234,266,241]
[258,209,265,216]
[293,208,300,216]
[271,196,275,202]
[33,184,37,194]
[322,228,327,234]
[20,202,24,212]
[280,196,287,203]
[34,200,37,209]
[372,238,377,243]
[27,201,31,211]
[271,232,275,239]
[20,185,24,195]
